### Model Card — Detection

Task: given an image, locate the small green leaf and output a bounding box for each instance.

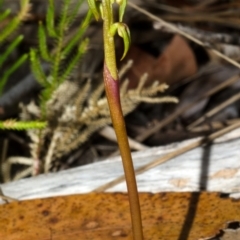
[0,35,23,67]
[59,39,88,84]
[117,23,131,60]
[0,120,46,130]
[30,49,48,86]
[62,10,92,56]
[46,0,58,37]
[110,22,131,60]
[116,0,127,22]
[66,0,84,26]
[87,0,100,21]
[0,9,11,22]
[58,0,71,34]
[0,54,28,95]
[109,23,118,36]
[38,22,51,61]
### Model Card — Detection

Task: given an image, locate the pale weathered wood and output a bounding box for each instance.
[1,128,240,203]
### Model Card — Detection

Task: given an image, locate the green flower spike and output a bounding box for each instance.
[86,1,144,239]
[110,22,130,60]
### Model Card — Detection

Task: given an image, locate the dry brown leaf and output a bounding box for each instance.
[0,192,240,239]
[124,35,197,89]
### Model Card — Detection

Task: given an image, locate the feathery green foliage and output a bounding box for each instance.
[0,120,46,130]
[0,0,30,95]
[0,0,30,42]
[30,0,92,119]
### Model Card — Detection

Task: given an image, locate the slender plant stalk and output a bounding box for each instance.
[87,0,144,239]
[104,66,144,240]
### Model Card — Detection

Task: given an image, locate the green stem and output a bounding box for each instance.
[102,1,144,239]
[102,0,118,79]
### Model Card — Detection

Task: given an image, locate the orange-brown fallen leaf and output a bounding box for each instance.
[123,35,197,89]
[0,192,239,240]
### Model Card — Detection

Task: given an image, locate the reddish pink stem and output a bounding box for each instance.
[104,63,144,240]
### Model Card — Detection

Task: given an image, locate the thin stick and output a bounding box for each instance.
[136,74,239,142]
[188,92,240,129]
[95,121,240,192]
[190,119,240,132]
[127,1,240,69]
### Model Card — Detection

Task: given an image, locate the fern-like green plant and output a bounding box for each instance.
[0,0,30,95]
[0,120,46,130]
[0,0,94,179]
[30,0,92,119]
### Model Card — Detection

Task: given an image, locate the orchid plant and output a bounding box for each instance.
[87,0,144,239]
